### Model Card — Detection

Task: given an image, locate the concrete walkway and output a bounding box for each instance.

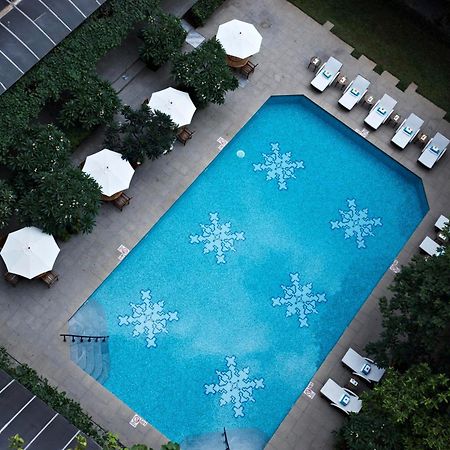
[0,0,449,449]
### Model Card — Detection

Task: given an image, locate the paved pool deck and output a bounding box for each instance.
[1,0,449,449]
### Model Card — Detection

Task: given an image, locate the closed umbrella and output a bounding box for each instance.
[148,87,196,127]
[82,149,134,197]
[217,19,262,59]
[1,227,60,279]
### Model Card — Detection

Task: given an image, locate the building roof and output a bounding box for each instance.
[0,0,107,95]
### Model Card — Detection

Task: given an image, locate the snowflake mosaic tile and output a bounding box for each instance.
[253,142,304,190]
[189,212,245,264]
[272,273,327,327]
[205,356,265,418]
[117,290,178,348]
[330,199,382,248]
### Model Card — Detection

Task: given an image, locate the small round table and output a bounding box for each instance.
[101,191,123,202]
[226,55,249,68]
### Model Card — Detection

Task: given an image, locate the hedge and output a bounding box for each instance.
[0,0,159,162]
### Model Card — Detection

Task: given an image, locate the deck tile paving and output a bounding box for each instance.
[0,0,449,448]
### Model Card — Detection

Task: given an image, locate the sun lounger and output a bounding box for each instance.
[342,348,385,383]
[419,236,442,256]
[435,215,449,231]
[364,94,397,129]
[311,57,342,92]
[338,75,370,110]
[391,113,424,149]
[418,132,449,169]
[320,378,362,414]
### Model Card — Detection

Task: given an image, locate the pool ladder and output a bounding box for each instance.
[60,334,109,343]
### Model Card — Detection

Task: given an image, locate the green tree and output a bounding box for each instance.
[7,124,71,176]
[104,104,177,166]
[366,233,450,375]
[139,11,187,69]
[335,364,450,450]
[190,0,226,27]
[18,167,101,239]
[59,76,121,131]
[172,38,238,107]
[0,180,16,230]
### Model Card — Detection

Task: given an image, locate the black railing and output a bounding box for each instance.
[222,427,231,450]
[60,334,109,343]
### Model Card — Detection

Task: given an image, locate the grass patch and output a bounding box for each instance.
[289,0,450,115]
[351,49,362,59]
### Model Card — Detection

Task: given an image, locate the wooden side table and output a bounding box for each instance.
[335,75,348,91]
[363,94,375,109]
[344,377,366,395]
[308,56,321,72]
[415,132,428,148]
[389,113,402,128]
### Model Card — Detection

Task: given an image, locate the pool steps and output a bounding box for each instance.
[68,301,110,384]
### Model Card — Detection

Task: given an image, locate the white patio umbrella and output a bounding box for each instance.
[217,19,262,59]
[82,149,134,197]
[0,227,60,279]
[148,87,196,128]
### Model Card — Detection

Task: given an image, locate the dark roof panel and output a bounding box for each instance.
[0,0,104,94]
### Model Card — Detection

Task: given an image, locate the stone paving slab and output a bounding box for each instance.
[0,0,449,449]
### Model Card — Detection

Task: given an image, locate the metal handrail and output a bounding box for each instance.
[60,334,109,343]
[223,427,231,450]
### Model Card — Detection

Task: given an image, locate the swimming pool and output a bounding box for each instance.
[70,95,428,444]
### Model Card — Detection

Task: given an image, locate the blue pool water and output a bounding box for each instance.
[71,96,428,443]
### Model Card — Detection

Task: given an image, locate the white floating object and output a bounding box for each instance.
[236,150,245,158]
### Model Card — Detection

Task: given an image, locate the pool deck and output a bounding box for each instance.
[1,0,449,449]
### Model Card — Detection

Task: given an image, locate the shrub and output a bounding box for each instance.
[104,104,177,166]
[7,124,71,175]
[18,167,102,239]
[59,76,121,130]
[190,0,225,27]
[0,348,103,443]
[172,38,238,107]
[0,0,158,162]
[335,364,450,450]
[366,231,450,376]
[139,12,187,69]
[0,180,15,230]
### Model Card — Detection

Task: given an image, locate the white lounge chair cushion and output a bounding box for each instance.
[419,236,442,256]
[342,348,385,382]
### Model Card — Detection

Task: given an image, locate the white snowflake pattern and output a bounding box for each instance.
[204,356,265,418]
[272,273,327,327]
[330,199,382,249]
[253,142,304,190]
[189,212,245,264]
[118,290,178,348]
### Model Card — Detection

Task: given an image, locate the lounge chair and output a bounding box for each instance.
[39,270,59,288]
[342,348,385,383]
[240,61,258,79]
[177,127,195,145]
[435,215,449,231]
[4,272,19,287]
[364,94,397,129]
[338,75,370,110]
[391,113,424,149]
[310,57,342,92]
[113,192,132,211]
[320,378,362,414]
[419,236,442,256]
[417,132,449,169]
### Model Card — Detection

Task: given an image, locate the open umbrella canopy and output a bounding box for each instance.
[217,19,262,59]
[83,149,135,197]
[148,87,196,127]
[1,227,60,279]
